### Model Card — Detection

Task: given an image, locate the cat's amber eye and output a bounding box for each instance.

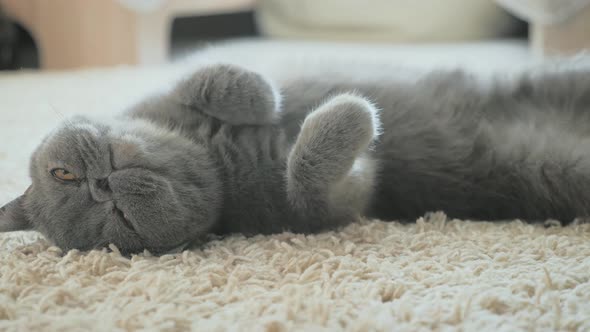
[50,168,77,181]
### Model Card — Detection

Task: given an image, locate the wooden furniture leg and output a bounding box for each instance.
[0,0,254,70]
[531,5,590,57]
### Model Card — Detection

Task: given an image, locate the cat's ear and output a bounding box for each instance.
[0,187,33,232]
[172,64,279,125]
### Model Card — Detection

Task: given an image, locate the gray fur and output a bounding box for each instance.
[1,63,589,254]
[173,64,279,125]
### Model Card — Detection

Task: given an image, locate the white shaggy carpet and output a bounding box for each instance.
[1,40,589,331]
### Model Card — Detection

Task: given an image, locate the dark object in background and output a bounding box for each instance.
[170,11,259,59]
[0,7,16,70]
[0,6,39,71]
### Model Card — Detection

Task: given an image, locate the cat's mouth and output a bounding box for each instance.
[112,204,135,231]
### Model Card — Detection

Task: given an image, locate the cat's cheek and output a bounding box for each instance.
[127,197,190,248]
[109,180,190,246]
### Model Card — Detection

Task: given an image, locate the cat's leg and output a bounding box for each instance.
[286,93,380,231]
[171,64,279,125]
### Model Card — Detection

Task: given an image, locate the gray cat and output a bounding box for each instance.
[1,63,589,254]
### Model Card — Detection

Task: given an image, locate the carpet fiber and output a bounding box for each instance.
[1,214,590,331]
[1,41,589,331]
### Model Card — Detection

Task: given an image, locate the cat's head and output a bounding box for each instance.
[0,116,221,254]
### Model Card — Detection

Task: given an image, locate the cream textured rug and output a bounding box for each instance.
[1,41,589,331]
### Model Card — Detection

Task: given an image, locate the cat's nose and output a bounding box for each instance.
[90,177,113,202]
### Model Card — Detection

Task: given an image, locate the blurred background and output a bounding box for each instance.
[0,0,588,71]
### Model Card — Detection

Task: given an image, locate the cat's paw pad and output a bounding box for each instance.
[174,64,279,124]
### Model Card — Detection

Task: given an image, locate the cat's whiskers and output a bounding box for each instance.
[48,102,75,129]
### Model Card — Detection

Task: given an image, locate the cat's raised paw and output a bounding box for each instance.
[287,93,380,209]
[173,64,279,125]
[304,93,381,150]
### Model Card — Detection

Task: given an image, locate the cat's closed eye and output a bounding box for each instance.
[50,168,78,182]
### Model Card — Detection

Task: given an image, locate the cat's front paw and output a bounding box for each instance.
[302,93,381,151]
[173,64,279,125]
[286,93,380,215]
[288,93,380,187]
